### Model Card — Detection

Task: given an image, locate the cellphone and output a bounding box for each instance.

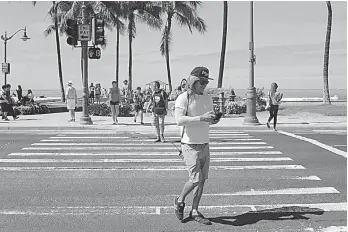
[214,112,223,120]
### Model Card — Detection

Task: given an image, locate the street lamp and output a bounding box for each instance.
[0,27,30,85]
[243,1,260,125]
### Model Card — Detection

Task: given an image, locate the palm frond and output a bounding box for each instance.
[44,24,56,37]
[136,10,162,30]
[192,16,206,34]
[174,12,192,33]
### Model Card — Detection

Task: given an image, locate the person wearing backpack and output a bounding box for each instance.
[146,81,168,142]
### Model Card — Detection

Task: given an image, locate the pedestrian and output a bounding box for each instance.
[22,89,34,106]
[89,83,95,104]
[133,86,145,124]
[146,81,168,142]
[108,81,121,124]
[266,82,283,131]
[180,78,188,92]
[95,83,101,104]
[16,85,23,101]
[0,85,9,120]
[121,80,130,104]
[1,84,18,120]
[174,66,220,225]
[66,80,77,122]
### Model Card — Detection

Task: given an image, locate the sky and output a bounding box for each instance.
[0,0,346,92]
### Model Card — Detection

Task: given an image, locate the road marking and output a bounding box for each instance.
[9,151,283,156]
[195,187,339,196]
[286,175,321,181]
[45,138,262,141]
[0,157,292,163]
[318,226,348,232]
[279,131,347,158]
[32,142,267,146]
[22,146,274,151]
[0,165,305,171]
[0,202,345,215]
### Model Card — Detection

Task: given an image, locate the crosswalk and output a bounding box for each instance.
[1,128,346,230]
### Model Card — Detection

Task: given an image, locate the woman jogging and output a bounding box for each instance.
[266,82,283,131]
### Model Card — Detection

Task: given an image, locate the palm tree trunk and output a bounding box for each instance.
[116,20,120,88]
[218,1,228,89]
[323,1,332,104]
[53,1,65,102]
[128,33,132,92]
[165,21,172,93]
[128,15,134,93]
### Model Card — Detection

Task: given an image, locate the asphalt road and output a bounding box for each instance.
[0,127,346,232]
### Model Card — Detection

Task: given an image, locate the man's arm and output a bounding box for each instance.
[175,107,216,127]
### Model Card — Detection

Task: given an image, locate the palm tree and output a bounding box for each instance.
[160,1,206,92]
[323,1,332,104]
[98,1,127,88]
[33,1,65,102]
[217,1,228,88]
[125,2,162,91]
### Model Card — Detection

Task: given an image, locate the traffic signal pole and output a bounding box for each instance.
[80,2,92,125]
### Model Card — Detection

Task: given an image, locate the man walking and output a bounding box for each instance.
[174,67,220,225]
[66,81,77,122]
[146,81,168,142]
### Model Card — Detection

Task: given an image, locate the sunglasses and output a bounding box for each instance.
[199,80,209,85]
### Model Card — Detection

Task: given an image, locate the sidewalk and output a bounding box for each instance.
[0,111,346,131]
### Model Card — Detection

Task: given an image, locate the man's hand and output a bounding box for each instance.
[200,111,216,123]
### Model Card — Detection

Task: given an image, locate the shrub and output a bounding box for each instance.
[13,104,50,115]
[256,87,267,112]
[88,103,133,117]
[88,103,111,116]
[225,101,247,114]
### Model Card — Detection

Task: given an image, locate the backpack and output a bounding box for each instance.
[152,90,166,115]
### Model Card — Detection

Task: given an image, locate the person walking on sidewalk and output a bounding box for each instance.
[133,86,145,124]
[266,82,283,131]
[89,83,95,104]
[174,66,220,225]
[146,81,168,142]
[66,80,77,122]
[108,81,121,124]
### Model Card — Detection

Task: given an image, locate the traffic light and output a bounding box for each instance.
[94,19,105,45]
[66,19,78,46]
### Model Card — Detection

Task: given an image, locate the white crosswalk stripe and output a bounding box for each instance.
[1,129,345,219]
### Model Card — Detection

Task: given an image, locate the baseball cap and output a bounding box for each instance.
[67,80,73,85]
[190,66,214,80]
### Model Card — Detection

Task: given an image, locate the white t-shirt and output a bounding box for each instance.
[175,92,213,144]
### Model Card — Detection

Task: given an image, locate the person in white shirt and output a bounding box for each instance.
[173,66,220,225]
[66,80,77,122]
[266,82,283,131]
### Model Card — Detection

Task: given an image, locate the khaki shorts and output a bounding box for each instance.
[181,143,210,183]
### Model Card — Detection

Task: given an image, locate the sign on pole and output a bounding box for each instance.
[78,24,91,41]
[2,63,10,74]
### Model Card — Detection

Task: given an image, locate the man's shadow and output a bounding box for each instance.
[182,206,324,226]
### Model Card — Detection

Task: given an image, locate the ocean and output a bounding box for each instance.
[27,89,347,101]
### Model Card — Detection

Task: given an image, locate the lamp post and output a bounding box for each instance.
[0,27,30,85]
[80,2,93,125]
[244,1,260,125]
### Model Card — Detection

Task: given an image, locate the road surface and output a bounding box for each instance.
[0,126,346,232]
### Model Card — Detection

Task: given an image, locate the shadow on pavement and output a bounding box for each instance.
[208,206,324,226]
